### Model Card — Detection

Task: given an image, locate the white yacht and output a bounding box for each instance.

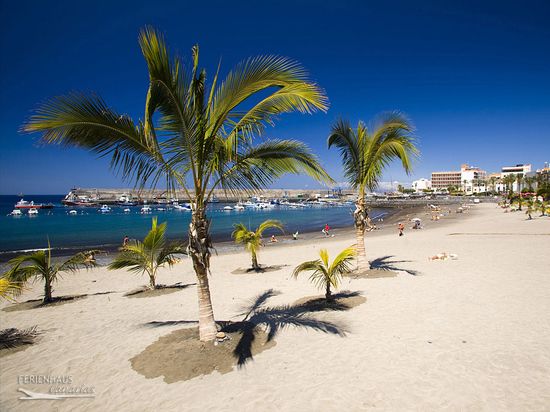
[140,205,152,214]
[223,205,233,211]
[28,208,39,216]
[8,209,22,216]
[99,205,111,213]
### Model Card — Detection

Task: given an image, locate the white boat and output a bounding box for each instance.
[123,208,131,213]
[210,196,220,203]
[174,203,191,211]
[140,206,152,214]
[157,207,166,211]
[28,208,39,216]
[99,205,111,213]
[8,209,22,216]
[234,204,245,211]
[223,206,233,211]
[69,210,78,215]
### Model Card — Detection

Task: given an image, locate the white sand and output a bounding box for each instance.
[1,203,549,411]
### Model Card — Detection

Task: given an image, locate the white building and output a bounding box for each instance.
[500,164,532,192]
[411,178,431,192]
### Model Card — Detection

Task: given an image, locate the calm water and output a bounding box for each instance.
[0,195,389,258]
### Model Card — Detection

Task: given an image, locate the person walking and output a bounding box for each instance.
[398,222,405,236]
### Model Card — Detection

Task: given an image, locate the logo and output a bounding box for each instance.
[17,375,95,401]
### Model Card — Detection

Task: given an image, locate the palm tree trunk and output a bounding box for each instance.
[43,277,52,304]
[149,274,156,289]
[353,195,369,270]
[188,207,217,342]
[251,251,259,271]
[325,282,332,301]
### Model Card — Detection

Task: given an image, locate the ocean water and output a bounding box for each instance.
[0,195,389,259]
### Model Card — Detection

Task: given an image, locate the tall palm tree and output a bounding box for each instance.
[232,219,283,271]
[292,246,355,301]
[327,115,418,270]
[516,174,524,210]
[504,174,516,198]
[108,218,184,289]
[23,27,331,341]
[1,246,97,304]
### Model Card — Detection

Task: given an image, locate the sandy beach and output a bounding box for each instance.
[1,202,549,411]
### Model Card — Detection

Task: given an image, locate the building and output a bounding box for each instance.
[500,164,532,192]
[431,164,486,193]
[411,178,431,192]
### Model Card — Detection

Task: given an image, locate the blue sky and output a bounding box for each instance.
[1,0,549,194]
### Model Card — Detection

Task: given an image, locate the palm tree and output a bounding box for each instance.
[516,174,524,210]
[232,220,283,271]
[292,247,355,301]
[327,115,418,270]
[503,174,516,198]
[1,246,97,304]
[108,218,184,289]
[23,27,331,341]
[0,278,22,302]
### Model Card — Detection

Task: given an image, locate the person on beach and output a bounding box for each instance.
[270,234,278,243]
[123,235,129,247]
[322,223,331,237]
[292,231,299,240]
[398,222,405,236]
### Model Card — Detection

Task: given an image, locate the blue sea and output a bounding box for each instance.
[0,195,389,260]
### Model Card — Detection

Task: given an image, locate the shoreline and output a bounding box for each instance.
[0,204,434,265]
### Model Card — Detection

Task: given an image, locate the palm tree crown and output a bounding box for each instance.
[293,247,355,301]
[108,218,184,289]
[232,220,284,271]
[328,113,417,193]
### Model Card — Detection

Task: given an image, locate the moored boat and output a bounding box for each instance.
[14,198,54,209]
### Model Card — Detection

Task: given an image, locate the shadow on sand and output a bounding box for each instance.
[345,255,419,278]
[2,290,117,312]
[132,289,357,382]
[124,283,196,298]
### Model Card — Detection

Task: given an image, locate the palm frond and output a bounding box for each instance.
[22,93,168,188]
[256,220,284,236]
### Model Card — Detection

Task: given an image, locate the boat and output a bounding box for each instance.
[8,209,22,216]
[174,203,192,211]
[223,206,233,211]
[210,196,220,203]
[234,204,245,211]
[28,208,39,216]
[140,206,152,214]
[123,208,131,213]
[98,205,111,213]
[14,198,54,209]
[68,210,78,215]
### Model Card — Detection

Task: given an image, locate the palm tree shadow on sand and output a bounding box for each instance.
[133,289,357,382]
[369,255,419,276]
[345,255,419,278]
[220,289,360,365]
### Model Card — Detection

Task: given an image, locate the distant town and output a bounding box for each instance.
[411,162,550,196]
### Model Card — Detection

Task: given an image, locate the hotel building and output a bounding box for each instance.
[431,164,486,193]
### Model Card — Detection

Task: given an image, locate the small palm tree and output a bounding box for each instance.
[328,114,418,270]
[0,278,22,302]
[292,247,355,301]
[108,218,184,289]
[232,220,283,271]
[1,245,97,304]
